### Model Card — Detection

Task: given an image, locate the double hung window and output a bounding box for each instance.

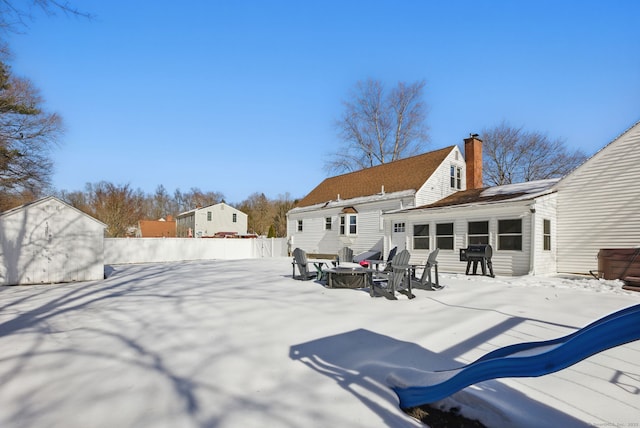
[543,219,551,251]
[413,224,429,250]
[436,223,454,250]
[498,219,522,250]
[340,214,357,235]
[468,221,489,245]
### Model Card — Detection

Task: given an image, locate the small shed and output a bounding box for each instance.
[0,196,106,286]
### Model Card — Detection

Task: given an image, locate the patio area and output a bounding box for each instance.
[0,258,638,427]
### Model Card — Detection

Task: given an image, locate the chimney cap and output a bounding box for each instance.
[469,133,479,138]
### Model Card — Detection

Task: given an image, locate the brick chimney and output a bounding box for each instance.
[464,134,483,190]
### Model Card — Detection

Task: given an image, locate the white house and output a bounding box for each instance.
[382,119,640,277]
[0,196,106,286]
[383,179,559,276]
[176,202,248,238]
[287,137,483,256]
[555,120,640,274]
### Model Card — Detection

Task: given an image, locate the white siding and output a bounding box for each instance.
[416,147,466,206]
[287,151,461,257]
[386,201,539,276]
[287,199,400,256]
[530,194,558,275]
[556,122,640,274]
[179,203,248,237]
[0,197,105,286]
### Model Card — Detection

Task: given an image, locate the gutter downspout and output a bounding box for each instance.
[528,202,536,275]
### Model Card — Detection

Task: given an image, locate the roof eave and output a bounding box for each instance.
[289,189,416,215]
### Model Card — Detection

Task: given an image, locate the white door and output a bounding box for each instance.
[391,221,408,251]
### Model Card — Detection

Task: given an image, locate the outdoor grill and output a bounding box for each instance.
[459,244,495,277]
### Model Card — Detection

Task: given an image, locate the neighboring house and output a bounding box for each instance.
[287,136,482,255]
[176,202,248,238]
[137,215,177,237]
[0,196,106,286]
[555,120,640,274]
[383,179,559,276]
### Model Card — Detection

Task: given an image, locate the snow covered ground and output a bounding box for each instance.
[0,258,638,427]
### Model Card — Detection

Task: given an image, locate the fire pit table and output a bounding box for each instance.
[324,262,373,289]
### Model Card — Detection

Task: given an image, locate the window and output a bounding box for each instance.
[436,223,454,250]
[232,213,237,223]
[498,219,522,250]
[207,211,212,221]
[325,217,332,230]
[297,220,303,232]
[468,221,489,245]
[340,214,357,235]
[450,166,462,189]
[413,224,429,250]
[543,219,551,251]
[393,222,405,233]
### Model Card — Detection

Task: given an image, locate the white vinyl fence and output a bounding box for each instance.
[105,237,288,265]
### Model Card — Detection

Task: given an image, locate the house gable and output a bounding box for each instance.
[0,196,106,228]
[555,119,640,274]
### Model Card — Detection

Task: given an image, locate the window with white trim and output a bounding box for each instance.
[450,166,462,189]
[543,219,551,251]
[393,222,405,233]
[498,219,522,250]
[325,217,332,230]
[413,224,429,250]
[468,221,489,245]
[232,213,237,223]
[297,220,303,232]
[340,214,357,235]
[436,222,454,250]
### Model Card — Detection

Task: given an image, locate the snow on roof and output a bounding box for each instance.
[479,178,560,198]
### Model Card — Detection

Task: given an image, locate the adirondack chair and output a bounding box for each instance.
[371,249,415,299]
[292,248,317,280]
[383,247,398,271]
[337,246,354,264]
[368,246,397,273]
[411,248,444,291]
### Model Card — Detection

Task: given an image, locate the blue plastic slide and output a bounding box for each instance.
[389,304,640,408]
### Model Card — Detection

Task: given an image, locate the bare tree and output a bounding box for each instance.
[0,60,63,211]
[327,78,429,173]
[237,192,275,236]
[481,121,588,186]
[84,182,146,237]
[272,192,296,237]
[0,0,92,33]
[173,187,224,212]
[147,184,173,220]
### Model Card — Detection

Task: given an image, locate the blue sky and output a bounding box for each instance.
[6,0,640,203]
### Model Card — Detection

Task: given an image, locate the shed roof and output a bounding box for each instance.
[296,146,455,208]
[0,196,106,227]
